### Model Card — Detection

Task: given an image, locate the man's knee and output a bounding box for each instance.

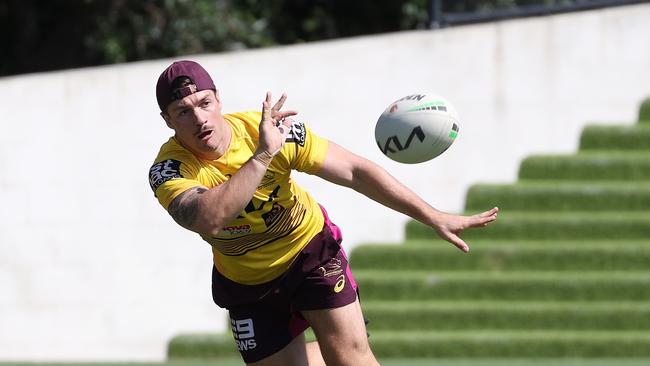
[303,301,379,366]
[314,324,375,365]
[319,338,375,366]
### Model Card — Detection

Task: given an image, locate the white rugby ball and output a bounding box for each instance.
[375,93,460,164]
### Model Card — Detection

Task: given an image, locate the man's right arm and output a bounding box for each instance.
[167,187,207,231]
[166,92,294,237]
[167,156,271,236]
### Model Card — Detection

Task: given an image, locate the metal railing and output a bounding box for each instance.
[429,0,650,28]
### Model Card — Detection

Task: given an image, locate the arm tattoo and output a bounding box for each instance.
[168,187,208,229]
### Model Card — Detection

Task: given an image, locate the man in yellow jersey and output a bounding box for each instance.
[149,60,499,366]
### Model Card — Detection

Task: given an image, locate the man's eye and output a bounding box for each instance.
[179,109,189,116]
[202,101,211,107]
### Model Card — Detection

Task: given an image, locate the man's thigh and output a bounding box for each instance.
[301,299,378,366]
[229,303,309,364]
[247,332,309,366]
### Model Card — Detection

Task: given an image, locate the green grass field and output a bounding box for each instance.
[4,359,650,366]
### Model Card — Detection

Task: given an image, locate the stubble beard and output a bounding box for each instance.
[194,121,231,160]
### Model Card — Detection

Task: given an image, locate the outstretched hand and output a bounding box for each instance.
[433,207,499,253]
[255,92,297,163]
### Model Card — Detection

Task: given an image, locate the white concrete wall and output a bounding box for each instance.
[1,3,650,361]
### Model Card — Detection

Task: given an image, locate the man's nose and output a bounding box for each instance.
[192,108,207,125]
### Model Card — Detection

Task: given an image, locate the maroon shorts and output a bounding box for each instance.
[211,207,359,363]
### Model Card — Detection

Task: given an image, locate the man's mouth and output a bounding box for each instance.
[197,130,212,140]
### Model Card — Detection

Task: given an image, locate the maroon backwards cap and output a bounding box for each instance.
[156,60,216,112]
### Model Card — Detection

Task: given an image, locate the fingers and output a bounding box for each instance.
[271,93,297,123]
[277,118,294,137]
[275,110,298,120]
[262,92,272,122]
[447,234,470,253]
[480,207,500,217]
[281,117,294,128]
[262,92,296,124]
[437,207,498,252]
[472,206,499,227]
[272,93,287,112]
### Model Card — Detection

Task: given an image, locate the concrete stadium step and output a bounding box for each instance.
[518,152,650,181]
[361,300,650,331]
[349,241,650,272]
[464,181,650,211]
[579,125,650,151]
[366,330,650,358]
[406,211,650,240]
[355,270,650,301]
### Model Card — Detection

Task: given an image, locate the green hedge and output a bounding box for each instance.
[362,301,650,330]
[350,241,650,271]
[355,270,650,301]
[518,153,650,181]
[464,182,650,211]
[367,330,650,358]
[167,330,650,359]
[405,212,650,240]
[579,125,650,150]
[639,97,650,123]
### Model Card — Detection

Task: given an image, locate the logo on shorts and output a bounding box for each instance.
[318,258,343,278]
[334,275,346,293]
[318,258,346,293]
[231,318,257,351]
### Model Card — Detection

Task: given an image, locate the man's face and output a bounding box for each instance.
[162,89,224,158]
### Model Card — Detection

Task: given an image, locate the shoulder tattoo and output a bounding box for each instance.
[168,187,208,229]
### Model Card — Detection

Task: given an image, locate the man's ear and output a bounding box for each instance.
[160,111,173,129]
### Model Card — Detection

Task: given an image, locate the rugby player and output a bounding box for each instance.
[148,60,498,366]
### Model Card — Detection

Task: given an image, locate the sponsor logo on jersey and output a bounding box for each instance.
[222,224,252,235]
[286,121,306,146]
[149,159,182,192]
[231,318,257,351]
[261,202,285,227]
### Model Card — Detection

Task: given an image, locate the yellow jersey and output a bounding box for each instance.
[149,111,329,285]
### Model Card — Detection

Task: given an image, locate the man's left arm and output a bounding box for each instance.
[314,141,498,253]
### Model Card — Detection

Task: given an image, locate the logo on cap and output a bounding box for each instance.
[171,83,198,101]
